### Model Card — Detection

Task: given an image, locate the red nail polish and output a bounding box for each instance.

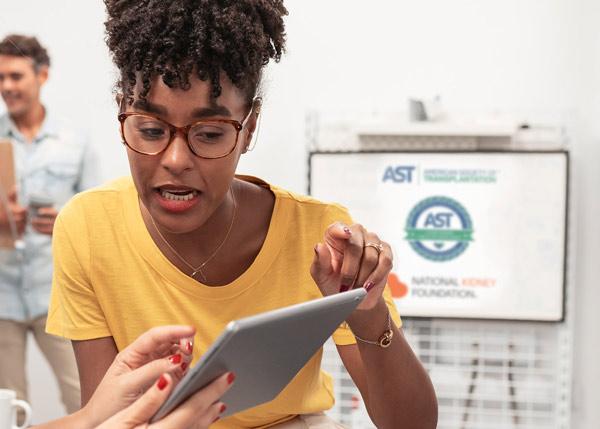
[340,284,350,293]
[181,361,188,371]
[169,354,182,364]
[364,281,375,292]
[186,341,193,353]
[227,372,236,385]
[157,375,168,390]
[220,403,227,413]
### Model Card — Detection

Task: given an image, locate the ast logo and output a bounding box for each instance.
[405,196,474,262]
[382,165,416,183]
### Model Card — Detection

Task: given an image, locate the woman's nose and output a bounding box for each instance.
[160,131,195,175]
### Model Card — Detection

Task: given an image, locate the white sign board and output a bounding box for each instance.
[309,152,568,321]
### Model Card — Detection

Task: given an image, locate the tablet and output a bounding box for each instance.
[151,287,367,422]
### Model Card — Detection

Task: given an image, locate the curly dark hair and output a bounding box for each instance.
[0,34,51,70]
[104,0,287,105]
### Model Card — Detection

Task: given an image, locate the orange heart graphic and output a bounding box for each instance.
[388,273,409,298]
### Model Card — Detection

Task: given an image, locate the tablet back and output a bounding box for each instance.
[152,287,367,421]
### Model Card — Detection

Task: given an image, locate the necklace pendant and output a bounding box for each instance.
[191,268,207,282]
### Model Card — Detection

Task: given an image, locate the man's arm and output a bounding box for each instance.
[72,336,119,406]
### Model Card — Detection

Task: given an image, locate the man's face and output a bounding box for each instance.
[0,55,47,117]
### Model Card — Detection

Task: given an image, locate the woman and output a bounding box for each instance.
[36,325,232,429]
[46,1,437,427]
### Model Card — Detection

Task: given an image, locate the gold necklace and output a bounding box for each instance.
[148,187,237,282]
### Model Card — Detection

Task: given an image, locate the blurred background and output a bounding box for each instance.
[1,1,599,427]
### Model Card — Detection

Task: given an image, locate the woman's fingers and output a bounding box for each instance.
[96,373,175,429]
[336,225,364,290]
[319,222,393,293]
[179,337,194,356]
[120,351,190,394]
[118,325,196,368]
[310,243,334,292]
[321,222,368,290]
[323,222,352,261]
[324,221,353,244]
[362,242,394,291]
[153,372,235,429]
[354,232,383,289]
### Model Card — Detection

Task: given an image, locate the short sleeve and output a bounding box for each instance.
[319,203,403,346]
[46,199,111,340]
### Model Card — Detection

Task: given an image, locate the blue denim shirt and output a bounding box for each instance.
[0,111,98,321]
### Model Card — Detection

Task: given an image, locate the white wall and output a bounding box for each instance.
[568,2,600,426]
[1,1,599,427]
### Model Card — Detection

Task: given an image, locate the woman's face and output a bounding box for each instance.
[124,74,255,234]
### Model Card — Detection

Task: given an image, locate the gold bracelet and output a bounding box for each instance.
[352,312,394,348]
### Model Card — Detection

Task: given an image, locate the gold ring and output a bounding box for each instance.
[364,242,384,256]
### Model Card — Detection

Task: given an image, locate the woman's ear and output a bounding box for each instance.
[242,98,262,153]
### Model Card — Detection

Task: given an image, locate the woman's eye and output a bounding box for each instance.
[196,131,224,140]
[191,125,227,144]
[138,127,166,139]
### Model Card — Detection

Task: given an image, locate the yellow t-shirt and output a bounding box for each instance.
[46,176,401,429]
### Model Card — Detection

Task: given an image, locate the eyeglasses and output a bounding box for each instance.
[117,104,256,159]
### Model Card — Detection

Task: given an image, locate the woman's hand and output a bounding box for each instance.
[311,222,393,310]
[82,326,195,427]
[96,371,232,429]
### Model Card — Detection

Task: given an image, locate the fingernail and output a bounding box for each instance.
[169,354,182,364]
[364,281,375,292]
[213,416,220,423]
[157,375,168,390]
[220,403,227,413]
[181,361,188,371]
[227,372,236,385]
[343,227,352,235]
[186,341,193,353]
[340,284,350,293]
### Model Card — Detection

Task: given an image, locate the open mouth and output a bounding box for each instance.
[157,188,200,201]
[159,189,198,201]
[152,184,202,213]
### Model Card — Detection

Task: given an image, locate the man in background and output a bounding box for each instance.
[0,34,97,417]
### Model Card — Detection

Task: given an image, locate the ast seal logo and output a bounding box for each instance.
[405,196,473,262]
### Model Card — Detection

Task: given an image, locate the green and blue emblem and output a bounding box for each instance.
[405,196,473,262]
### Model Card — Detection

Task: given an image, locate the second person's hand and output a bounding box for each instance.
[96,371,233,429]
[82,325,195,428]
